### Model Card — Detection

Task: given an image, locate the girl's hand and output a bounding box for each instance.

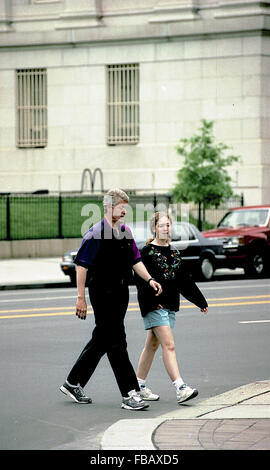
[201,307,208,314]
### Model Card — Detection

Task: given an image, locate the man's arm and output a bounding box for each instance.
[75,265,88,320]
[133,261,162,296]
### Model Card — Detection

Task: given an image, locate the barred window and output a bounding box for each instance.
[107,64,139,145]
[16,69,47,148]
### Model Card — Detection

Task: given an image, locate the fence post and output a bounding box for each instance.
[198,201,202,231]
[153,193,157,209]
[241,193,244,206]
[6,195,11,241]
[58,193,63,238]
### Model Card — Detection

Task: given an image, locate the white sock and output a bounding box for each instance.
[123,389,138,399]
[173,377,184,390]
[137,377,146,389]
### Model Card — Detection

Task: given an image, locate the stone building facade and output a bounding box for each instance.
[0,0,270,205]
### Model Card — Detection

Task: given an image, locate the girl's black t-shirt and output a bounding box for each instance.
[136,243,208,317]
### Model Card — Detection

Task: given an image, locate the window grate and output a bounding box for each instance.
[16,68,48,148]
[107,64,139,145]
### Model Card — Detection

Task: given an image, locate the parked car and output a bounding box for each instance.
[202,205,270,277]
[60,221,225,283]
[60,250,78,285]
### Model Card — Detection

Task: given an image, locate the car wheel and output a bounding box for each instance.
[244,251,265,277]
[199,257,215,281]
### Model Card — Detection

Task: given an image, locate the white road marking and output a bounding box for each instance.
[239,320,270,324]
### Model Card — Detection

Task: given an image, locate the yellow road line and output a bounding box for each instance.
[0,295,270,319]
[196,300,270,308]
[2,294,269,315]
[0,306,75,314]
[0,307,140,320]
[0,312,82,319]
[181,295,270,302]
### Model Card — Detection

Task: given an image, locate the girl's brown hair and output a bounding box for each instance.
[146,211,172,245]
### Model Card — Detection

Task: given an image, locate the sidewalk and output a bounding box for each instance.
[101,380,270,450]
[0,257,70,289]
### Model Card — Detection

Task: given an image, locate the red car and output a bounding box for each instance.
[202,205,270,277]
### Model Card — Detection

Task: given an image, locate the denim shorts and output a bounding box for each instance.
[143,308,176,330]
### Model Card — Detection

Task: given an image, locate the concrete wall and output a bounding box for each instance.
[0,238,81,259]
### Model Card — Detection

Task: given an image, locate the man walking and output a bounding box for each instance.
[60,188,162,410]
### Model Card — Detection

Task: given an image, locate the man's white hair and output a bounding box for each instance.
[103,188,129,211]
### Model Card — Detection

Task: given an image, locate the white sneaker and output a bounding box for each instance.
[176,384,198,404]
[139,386,160,401]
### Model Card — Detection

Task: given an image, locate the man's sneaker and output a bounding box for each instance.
[176,384,198,404]
[121,390,149,410]
[60,382,92,404]
[138,386,160,401]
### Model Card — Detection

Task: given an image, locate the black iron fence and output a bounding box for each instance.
[0,192,171,241]
[0,191,243,241]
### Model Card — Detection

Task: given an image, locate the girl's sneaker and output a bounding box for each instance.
[139,386,160,401]
[176,384,198,404]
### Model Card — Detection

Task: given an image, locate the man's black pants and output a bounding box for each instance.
[67,284,139,397]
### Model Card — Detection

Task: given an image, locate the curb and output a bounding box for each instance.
[0,280,71,291]
[100,380,270,450]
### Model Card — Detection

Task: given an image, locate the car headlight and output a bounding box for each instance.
[223,237,245,247]
[62,254,73,262]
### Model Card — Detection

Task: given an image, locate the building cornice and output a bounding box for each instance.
[1,1,270,48]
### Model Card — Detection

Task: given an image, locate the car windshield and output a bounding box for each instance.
[218,209,269,228]
[128,223,150,242]
[171,223,196,241]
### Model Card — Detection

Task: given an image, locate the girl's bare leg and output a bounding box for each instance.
[136,329,159,380]
[152,325,181,382]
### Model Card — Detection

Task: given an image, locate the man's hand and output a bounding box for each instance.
[149,279,162,296]
[76,296,87,320]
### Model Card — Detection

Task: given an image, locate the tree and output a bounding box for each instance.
[172,119,240,230]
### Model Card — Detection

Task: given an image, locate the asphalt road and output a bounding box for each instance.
[0,273,270,450]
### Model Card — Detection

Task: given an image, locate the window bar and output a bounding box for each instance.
[44,70,47,144]
[35,70,38,145]
[17,72,21,147]
[135,65,139,141]
[127,67,130,143]
[22,71,26,146]
[132,66,135,142]
[120,66,123,142]
[117,66,120,143]
[26,70,31,145]
[19,71,23,146]
[123,66,126,143]
[40,70,43,145]
[36,70,39,145]
[31,70,34,145]
[108,67,112,144]
[110,67,114,144]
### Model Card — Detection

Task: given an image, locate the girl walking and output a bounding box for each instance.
[135,212,208,404]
